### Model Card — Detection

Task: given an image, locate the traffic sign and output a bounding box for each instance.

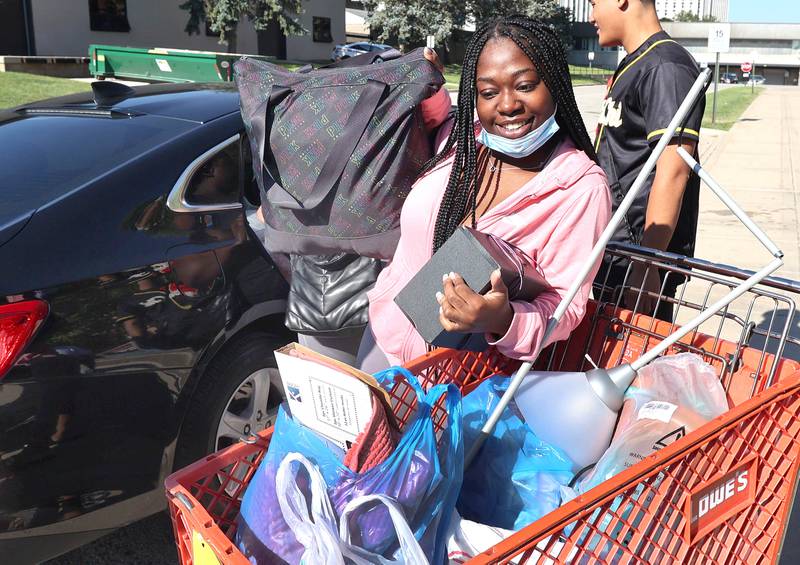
[741,62,752,73]
[707,23,731,53]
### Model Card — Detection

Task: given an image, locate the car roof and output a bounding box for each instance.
[10,81,241,123]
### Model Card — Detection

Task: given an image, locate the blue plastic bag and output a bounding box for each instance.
[458,376,575,531]
[236,366,463,564]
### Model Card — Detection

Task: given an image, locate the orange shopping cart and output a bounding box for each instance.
[165,242,800,564]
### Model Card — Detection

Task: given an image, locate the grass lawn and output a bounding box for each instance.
[0,71,93,110]
[702,86,763,131]
[442,64,463,91]
[571,75,609,86]
[273,61,306,72]
[569,64,614,86]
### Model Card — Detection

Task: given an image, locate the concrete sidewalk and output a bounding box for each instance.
[567,84,800,360]
[568,85,798,327]
[675,87,800,353]
[695,86,800,279]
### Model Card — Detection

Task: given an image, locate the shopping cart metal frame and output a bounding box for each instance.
[468,245,800,564]
[165,241,800,564]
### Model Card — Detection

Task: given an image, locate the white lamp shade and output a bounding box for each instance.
[515,371,620,470]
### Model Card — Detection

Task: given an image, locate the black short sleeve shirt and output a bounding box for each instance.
[595,31,704,259]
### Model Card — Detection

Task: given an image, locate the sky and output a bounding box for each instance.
[728,0,800,23]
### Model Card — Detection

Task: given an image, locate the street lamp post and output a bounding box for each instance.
[751,51,757,94]
[712,52,720,124]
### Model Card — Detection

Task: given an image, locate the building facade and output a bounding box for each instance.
[568,20,800,85]
[661,21,799,85]
[704,0,729,22]
[0,0,345,62]
[559,0,592,23]
[655,0,729,22]
[558,1,622,70]
[559,0,730,23]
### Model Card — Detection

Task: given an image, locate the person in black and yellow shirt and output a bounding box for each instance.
[590,0,704,321]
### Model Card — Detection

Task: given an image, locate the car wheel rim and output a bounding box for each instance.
[215,367,280,451]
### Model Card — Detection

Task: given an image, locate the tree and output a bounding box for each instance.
[674,10,700,22]
[180,0,306,53]
[701,14,718,22]
[469,0,572,47]
[361,0,571,57]
[359,0,467,52]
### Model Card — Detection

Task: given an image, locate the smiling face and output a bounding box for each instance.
[475,37,556,142]
[589,0,624,48]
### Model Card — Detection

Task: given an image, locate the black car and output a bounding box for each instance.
[0,82,293,563]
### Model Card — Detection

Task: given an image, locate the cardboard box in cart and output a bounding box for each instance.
[165,245,800,564]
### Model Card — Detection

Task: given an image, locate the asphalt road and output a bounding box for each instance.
[45,512,177,565]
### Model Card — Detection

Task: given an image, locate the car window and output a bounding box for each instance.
[184,139,240,206]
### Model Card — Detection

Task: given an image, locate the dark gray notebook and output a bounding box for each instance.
[394,227,551,351]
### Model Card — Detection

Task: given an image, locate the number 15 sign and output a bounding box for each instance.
[707,23,731,53]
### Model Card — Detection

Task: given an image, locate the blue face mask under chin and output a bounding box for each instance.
[478,107,560,159]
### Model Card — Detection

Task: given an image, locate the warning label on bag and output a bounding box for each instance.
[637,401,678,423]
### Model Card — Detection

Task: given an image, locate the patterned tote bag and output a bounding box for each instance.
[235,48,444,259]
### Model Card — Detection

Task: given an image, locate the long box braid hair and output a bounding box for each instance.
[425,15,599,253]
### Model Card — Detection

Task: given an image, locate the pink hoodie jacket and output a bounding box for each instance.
[368,106,612,366]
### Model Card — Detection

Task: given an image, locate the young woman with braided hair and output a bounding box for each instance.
[357,15,612,372]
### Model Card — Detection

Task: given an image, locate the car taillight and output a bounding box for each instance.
[0,300,48,379]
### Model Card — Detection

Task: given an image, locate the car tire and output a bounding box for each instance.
[174,331,284,470]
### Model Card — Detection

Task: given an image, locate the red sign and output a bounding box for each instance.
[741,62,753,73]
[685,456,757,545]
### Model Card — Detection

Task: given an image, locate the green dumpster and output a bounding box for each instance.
[88,44,279,83]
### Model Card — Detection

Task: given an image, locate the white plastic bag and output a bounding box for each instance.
[445,511,572,565]
[276,452,344,565]
[615,352,729,433]
[275,452,427,565]
[446,511,516,564]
